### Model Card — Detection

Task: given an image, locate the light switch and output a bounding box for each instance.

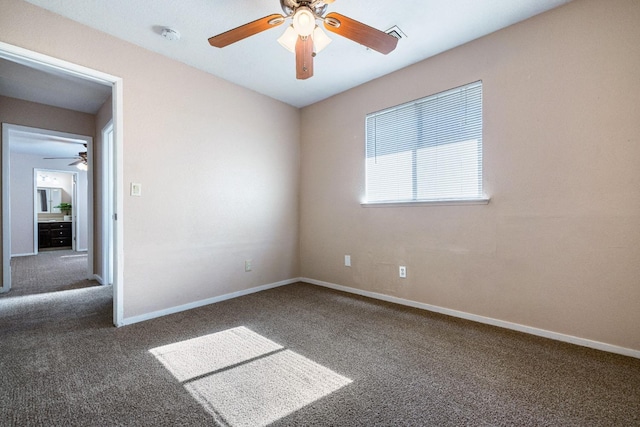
[130,183,142,196]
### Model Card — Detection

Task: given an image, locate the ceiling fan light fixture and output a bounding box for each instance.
[312,26,332,53]
[76,162,88,171]
[292,7,315,37]
[277,25,298,53]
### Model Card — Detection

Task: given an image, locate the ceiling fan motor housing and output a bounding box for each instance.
[280,0,328,17]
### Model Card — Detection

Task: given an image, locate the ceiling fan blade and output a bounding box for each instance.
[323,12,398,55]
[208,14,285,48]
[69,159,83,166]
[295,36,314,80]
[43,157,81,160]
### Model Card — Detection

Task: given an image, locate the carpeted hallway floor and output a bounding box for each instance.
[1,278,639,426]
[4,249,99,297]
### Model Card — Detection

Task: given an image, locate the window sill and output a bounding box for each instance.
[361,197,490,208]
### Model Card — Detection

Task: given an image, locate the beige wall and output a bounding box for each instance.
[1,0,300,318]
[300,0,640,351]
[3,0,638,353]
[0,95,95,136]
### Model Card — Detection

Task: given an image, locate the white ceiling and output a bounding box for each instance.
[0,57,112,114]
[9,128,88,158]
[17,0,572,109]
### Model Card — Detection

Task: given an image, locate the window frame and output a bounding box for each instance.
[362,81,489,207]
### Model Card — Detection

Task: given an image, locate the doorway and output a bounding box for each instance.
[0,41,124,326]
[4,125,94,291]
[34,169,81,254]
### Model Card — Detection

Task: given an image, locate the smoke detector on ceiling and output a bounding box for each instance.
[161,28,181,41]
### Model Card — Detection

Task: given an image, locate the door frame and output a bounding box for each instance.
[0,41,125,326]
[32,167,81,255]
[101,120,114,286]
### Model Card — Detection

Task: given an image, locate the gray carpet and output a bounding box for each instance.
[1,282,639,426]
[4,249,99,297]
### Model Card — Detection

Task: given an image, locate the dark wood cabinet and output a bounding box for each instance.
[38,222,72,249]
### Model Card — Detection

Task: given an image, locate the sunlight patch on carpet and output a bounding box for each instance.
[150,326,282,382]
[0,286,107,309]
[150,326,352,427]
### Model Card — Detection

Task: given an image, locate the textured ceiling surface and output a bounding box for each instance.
[16,0,572,108]
[8,128,88,158]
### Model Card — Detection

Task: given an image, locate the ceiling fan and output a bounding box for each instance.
[208,0,399,80]
[44,146,88,170]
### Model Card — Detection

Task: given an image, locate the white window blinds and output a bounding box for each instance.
[365,81,483,203]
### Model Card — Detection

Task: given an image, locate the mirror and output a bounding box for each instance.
[37,187,62,213]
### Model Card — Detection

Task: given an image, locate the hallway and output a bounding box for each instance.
[3,250,98,297]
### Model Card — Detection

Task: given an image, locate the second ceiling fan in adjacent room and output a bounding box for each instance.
[44,144,88,171]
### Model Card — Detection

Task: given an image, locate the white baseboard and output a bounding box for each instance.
[11,252,35,257]
[120,278,300,326]
[93,274,105,285]
[301,278,640,360]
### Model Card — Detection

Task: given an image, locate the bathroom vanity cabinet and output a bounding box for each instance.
[38,222,72,249]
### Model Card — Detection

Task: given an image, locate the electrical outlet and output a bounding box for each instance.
[245,260,252,272]
[345,255,351,267]
[399,266,407,278]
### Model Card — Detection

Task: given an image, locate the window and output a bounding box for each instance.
[365,81,486,205]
